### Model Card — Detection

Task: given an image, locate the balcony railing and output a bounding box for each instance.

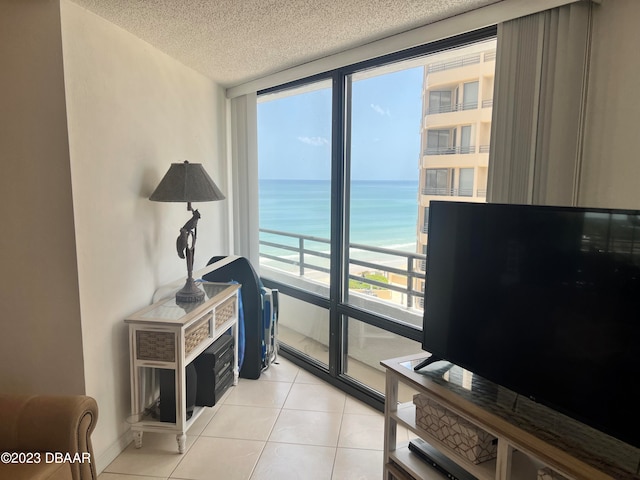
[427,53,480,73]
[424,145,475,155]
[259,228,426,309]
[426,49,496,74]
[425,101,479,115]
[421,187,485,198]
[426,99,493,116]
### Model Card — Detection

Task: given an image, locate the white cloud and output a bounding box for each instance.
[297,136,329,146]
[371,103,391,116]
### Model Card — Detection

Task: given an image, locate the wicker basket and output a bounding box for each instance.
[215,297,236,329]
[136,331,176,362]
[414,394,497,464]
[185,313,212,356]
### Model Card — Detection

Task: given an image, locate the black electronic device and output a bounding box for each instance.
[408,438,477,480]
[193,334,234,406]
[420,201,640,448]
[159,363,197,423]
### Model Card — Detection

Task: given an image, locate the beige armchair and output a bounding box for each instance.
[0,394,98,480]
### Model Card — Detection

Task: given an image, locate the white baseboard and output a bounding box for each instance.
[95,429,132,474]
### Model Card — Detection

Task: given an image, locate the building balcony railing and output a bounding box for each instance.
[425,99,492,116]
[426,49,496,74]
[421,187,486,198]
[427,53,479,73]
[484,51,496,62]
[479,144,491,153]
[259,228,426,309]
[424,145,476,155]
[425,101,480,115]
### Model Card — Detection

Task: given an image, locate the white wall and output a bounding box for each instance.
[60,0,229,469]
[0,0,85,395]
[580,0,640,209]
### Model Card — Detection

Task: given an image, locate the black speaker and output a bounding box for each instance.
[159,363,197,423]
[194,334,234,406]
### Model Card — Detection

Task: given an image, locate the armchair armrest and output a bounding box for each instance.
[0,394,98,480]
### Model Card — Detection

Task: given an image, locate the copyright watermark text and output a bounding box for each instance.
[1,451,91,464]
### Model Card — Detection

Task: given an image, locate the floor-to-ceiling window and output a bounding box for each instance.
[257,79,333,368]
[428,90,453,114]
[426,129,453,155]
[257,28,497,408]
[463,80,479,110]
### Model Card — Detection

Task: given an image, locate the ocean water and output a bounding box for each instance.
[259,179,419,260]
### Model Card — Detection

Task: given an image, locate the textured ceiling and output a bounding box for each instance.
[70,0,503,87]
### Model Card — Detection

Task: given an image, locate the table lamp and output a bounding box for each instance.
[150,160,225,302]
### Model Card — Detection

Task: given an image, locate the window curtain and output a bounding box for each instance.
[229,93,260,267]
[487,1,593,205]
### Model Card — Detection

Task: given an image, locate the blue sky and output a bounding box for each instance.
[258,67,423,181]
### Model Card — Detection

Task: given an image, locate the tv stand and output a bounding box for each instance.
[382,353,639,480]
[412,354,442,371]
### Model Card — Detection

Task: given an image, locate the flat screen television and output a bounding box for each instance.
[420,201,640,448]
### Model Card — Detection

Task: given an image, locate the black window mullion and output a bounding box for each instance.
[329,71,349,377]
[340,74,354,377]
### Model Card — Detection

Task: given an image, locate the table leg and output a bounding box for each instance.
[177,433,186,454]
[133,431,143,448]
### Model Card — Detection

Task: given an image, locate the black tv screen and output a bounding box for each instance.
[422,201,640,448]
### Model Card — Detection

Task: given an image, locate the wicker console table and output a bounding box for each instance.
[125,282,240,453]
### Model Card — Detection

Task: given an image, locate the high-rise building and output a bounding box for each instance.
[417,40,497,304]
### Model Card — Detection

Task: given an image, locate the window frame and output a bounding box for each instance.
[257,25,498,408]
[428,89,454,114]
[463,80,480,110]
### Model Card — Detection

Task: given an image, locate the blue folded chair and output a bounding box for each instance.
[202,256,278,379]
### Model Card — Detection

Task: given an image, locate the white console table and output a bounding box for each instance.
[382,354,639,480]
[125,282,240,453]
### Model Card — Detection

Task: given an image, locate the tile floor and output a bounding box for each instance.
[100,357,411,480]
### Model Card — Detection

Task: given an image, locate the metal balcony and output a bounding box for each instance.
[259,228,426,309]
[421,187,485,198]
[423,145,476,155]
